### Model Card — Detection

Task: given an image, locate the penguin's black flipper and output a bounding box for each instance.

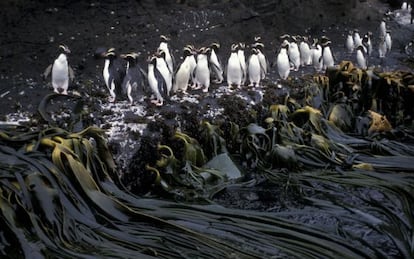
[68,66,75,82]
[42,64,52,80]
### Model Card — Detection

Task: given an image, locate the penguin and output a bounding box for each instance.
[227,43,243,88]
[208,42,224,84]
[356,45,367,69]
[345,31,354,54]
[353,29,362,49]
[102,48,126,102]
[43,44,74,95]
[311,38,323,73]
[120,52,146,104]
[158,35,174,76]
[320,37,334,70]
[172,46,194,94]
[276,40,290,80]
[378,36,388,58]
[155,49,173,96]
[194,47,210,92]
[362,32,373,56]
[147,55,167,106]
[298,35,312,66]
[247,47,261,87]
[253,37,268,79]
[402,1,408,11]
[237,42,247,85]
[184,44,198,88]
[385,30,392,52]
[379,20,386,39]
[288,36,301,71]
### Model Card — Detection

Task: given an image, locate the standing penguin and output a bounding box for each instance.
[102,48,126,102]
[158,35,174,76]
[43,44,74,95]
[237,42,247,85]
[120,52,146,104]
[298,36,312,66]
[385,30,392,52]
[379,20,387,39]
[362,32,373,57]
[194,47,211,92]
[378,36,388,58]
[155,49,173,96]
[208,42,224,84]
[184,44,197,88]
[288,36,301,71]
[321,37,335,70]
[311,38,323,73]
[227,43,243,88]
[356,45,367,69]
[147,55,167,106]
[247,47,261,87]
[253,37,268,80]
[173,46,195,93]
[353,29,362,49]
[277,40,290,80]
[345,31,354,54]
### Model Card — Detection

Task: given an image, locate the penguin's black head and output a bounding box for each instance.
[59,44,71,54]
[210,42,220,51]
[231,43,238,52]
[121,52,139,64]
[280,34,291,41]
[147,55,157,64]
[103,48,117,59]
[238,42,246,50]
[157,49,166,59]
[254,36,262,43]
[160,35,170,43]
[252,42,264,51]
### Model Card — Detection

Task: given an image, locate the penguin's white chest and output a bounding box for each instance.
[288,42,300,70]
[353,33,362,48]
[173,58,191,92]
[323,47,334,68]
[148,64,159,96]
[311,45,323,72]
[277,49,290,80]
[248,54,261,85]
[346,35,354,53]
[210,50,222,70]
[385,34,392,51]
[227,53,243,85]
[103,59,110,88]
[52,53,69,92]
[159,42,173,73]
[356,50,366,69]
[195,54,209,85]
[156,57,172,92]
[257,51,267,78]
[299,42,312,65]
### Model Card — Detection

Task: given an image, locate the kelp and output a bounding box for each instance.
[0,124,393,258]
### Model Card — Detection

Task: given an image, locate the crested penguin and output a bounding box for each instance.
[299,35,312,66]
[227,43,243,88]
[102,48,126,102]
[353,29,362,49]
[208,42,224,84]
[385,30,392,52]
[288,36,301,71]
[43,44,74,95]
[345,31,354,54]
[173,46,194,93]
[237,42,247,85]
[247,47,261,87]
[362,32,373,56]
[194,47,211,92]
[276,40,290,80]
[155,49,173,96]
[158,35,174,76]
[253,36,268,79]
[311,38,323,73]
[356,45,367,69]
[147,55,167,106]
[378,36,388,58]
[379,20,386,39]
[184,44,197,88]
[120,52,146,104]
[320,37,334,70]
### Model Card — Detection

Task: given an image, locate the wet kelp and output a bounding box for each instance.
[1,62,414,258]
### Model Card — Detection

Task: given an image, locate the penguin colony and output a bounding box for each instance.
[44,17,397,106]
